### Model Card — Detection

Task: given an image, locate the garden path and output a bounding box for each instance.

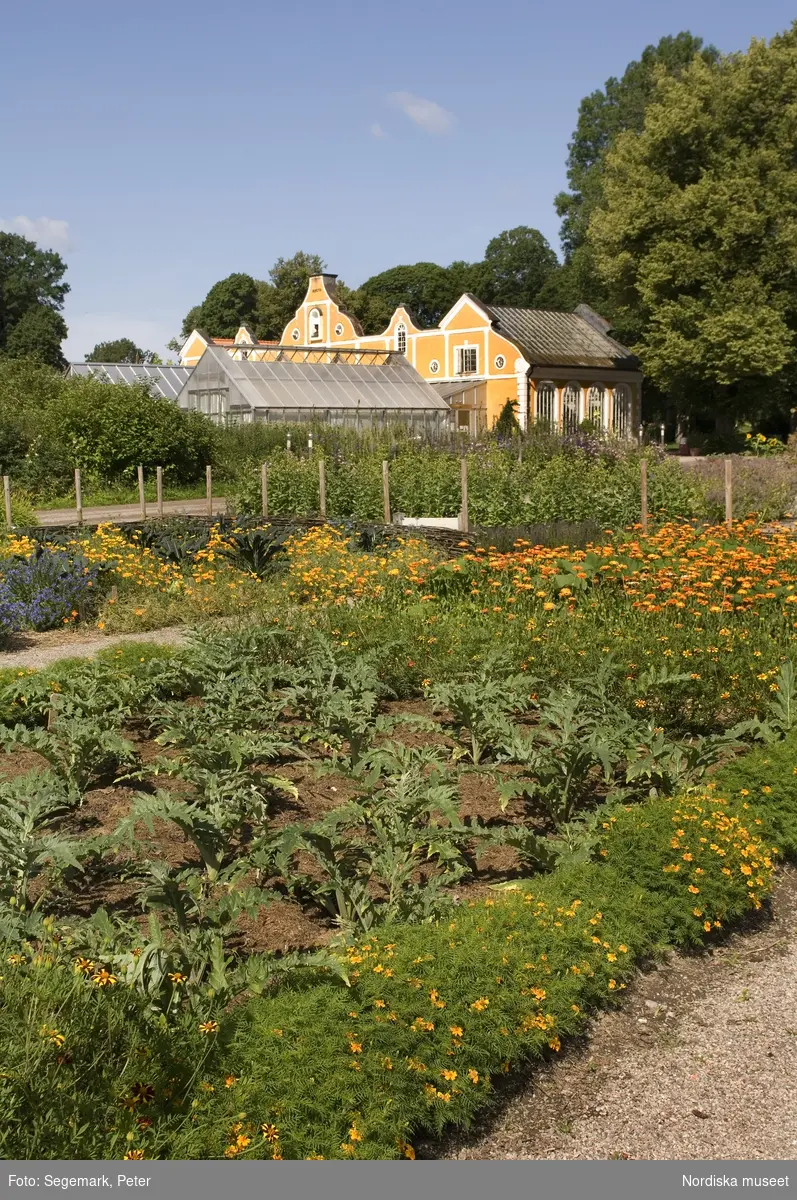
[34,498,227,527]
[0,626,187,670]
[436,866,797,1161]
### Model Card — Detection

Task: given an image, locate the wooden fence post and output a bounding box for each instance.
[261,462,269,518]
[156,466,164,518]
[382,459,391,525]
[318,459,326,519]
[725,457,733,530]
[206,465,213,518]
[640,458,648,534]
[75,468,83,527]
[137,464,147,520]
[3,476,12,528]
[459,457,469,534]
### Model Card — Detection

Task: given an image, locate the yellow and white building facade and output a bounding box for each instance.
[180,274,642,436]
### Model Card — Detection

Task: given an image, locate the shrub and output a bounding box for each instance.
[0,548,104,634]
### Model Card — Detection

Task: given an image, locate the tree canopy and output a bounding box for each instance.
[545,33,720,317]
[590,23,797,425]
[479,227,559,307]
[180,273,259,340]
[85,338,158,364]
[0,232,69,368]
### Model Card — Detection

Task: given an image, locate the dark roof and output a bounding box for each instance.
[481,303,639,371]
[67,362,192,400]
[179,344,450,412]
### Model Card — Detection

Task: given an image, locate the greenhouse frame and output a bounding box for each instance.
[175,344,453,433]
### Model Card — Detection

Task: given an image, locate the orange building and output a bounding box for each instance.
[180,273,642,435]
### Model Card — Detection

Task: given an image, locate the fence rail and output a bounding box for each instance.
[1,459,739,535]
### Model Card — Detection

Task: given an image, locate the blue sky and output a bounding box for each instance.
[1,0,794,361]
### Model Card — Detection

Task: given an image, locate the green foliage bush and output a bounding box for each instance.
[0,361,214,497]
[233,443,705,526]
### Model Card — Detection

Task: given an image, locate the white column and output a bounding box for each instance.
[515,360,529,431]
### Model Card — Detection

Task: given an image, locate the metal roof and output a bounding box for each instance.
[182,344,450,412]
[481,305,640,371]
[68,363,192,401]
[430,378,486,400]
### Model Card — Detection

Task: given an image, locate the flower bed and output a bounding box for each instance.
[1,731,794,1160]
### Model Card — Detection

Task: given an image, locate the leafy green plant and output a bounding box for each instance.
[426,660,535,765]
[0,718,137,805]
[0,771,82,908]
[274,762,472,934]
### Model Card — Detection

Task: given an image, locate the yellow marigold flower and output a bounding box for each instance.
[261,1124,279,1143]
[449,1025,464,1037]
[470,997,489,1012]
[199,1020,219,1035]
[224,1075,238,1089]
[688,885,700,894]
[440,1069,457,1081]
[92,969,118,987]
[123,1150,145,1160]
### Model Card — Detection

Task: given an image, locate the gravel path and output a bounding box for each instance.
[434,866,797,1161]
[34,498,227,527]
[0,627,188,670]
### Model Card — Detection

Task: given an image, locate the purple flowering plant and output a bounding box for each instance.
[0,548,105,636]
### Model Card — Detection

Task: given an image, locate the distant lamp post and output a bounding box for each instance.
[660,423,666,446]
[308,431,314,454]
[638,423,645,445]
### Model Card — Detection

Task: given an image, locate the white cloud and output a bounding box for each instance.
[388,91,456,135]
[370,122,385,138]
[0,215,71,251]
[63,313,177,363]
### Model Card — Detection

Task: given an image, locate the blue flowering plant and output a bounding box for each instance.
[0,548,106,636]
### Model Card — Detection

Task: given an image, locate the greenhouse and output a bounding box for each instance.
[175,344,453,432]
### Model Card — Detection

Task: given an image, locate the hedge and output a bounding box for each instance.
[1,733,795,1160]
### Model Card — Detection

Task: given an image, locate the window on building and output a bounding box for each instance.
[562,383,581,434]
[587,384,605,429]
[535,381,556,425]
[455,346,478,375]
[396,323,407,354]
[612,384,631,437]
[309,308,322,341]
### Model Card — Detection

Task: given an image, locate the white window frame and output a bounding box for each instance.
[535,380,556,425]
[396,323,407,354]
[455,346,478,376]
[612,384,631,437]
[309,308,322,342]
[587,384,606,429]
[562,382,581,434]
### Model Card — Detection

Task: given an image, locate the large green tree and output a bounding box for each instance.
[478,226,558,307]
[0,232,69,365]
[179,273,259,339]
[590,23,797,428]
[351,262,467,330]
[255,251,326,339]
[547,33,719,314]
[86,338,158,363]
